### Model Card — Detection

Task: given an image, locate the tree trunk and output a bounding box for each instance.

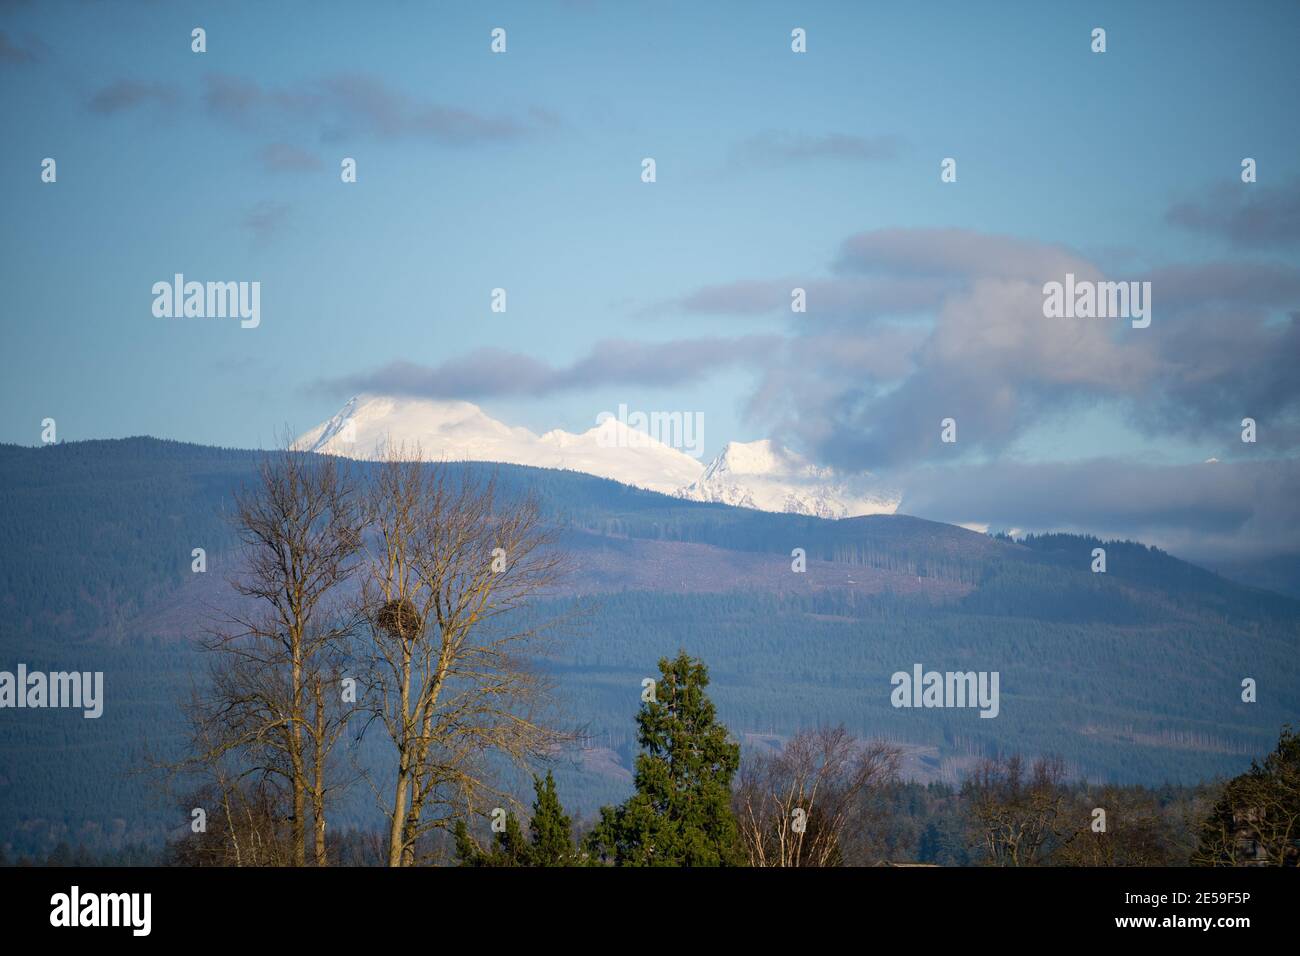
[388,767,410,867]
[290,646,306,866]
[313,676,328,866]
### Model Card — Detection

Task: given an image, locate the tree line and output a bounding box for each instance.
[447,658,1299,868]
[150,447,1296,868]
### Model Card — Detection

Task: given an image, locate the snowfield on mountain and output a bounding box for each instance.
[296,395,900,517]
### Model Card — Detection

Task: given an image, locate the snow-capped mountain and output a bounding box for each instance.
[675,439,899,519]
[296,396,899,518]
[294,395,704,494]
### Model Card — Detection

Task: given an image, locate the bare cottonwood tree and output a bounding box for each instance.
[734,726,901,867]
[184,446,363,866]
[1054,785,1180,866]
[304,654,358,864]
[358,454,571,867]
[166,776,294,867]
[963,753,1069,866]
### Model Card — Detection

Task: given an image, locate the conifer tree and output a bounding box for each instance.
[494,813,530,865]
[586,651,746,866]
[529,771,575,866]
[454,812,530,867]
[454,772,577,866]
[1193,725,1300,866]
[452,818,481,866]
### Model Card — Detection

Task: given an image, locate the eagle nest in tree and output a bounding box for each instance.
[376,598,421,639]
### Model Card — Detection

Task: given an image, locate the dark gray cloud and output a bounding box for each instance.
[0,29,43,63]
[242,200,292,241]
[87,79,180,114]
[1125,303,1300,448]
[312,336,779,399]
[202,73,276,122]
[202,71,542,145]
[85,71,553,149]
[899,457,1300,564]
[1166,180,1300,247]
[714,229,1300,472]
[741,229,1152,470]
[256,142,322,172]
[1140,260,1300,310]
[834,227,1091,281]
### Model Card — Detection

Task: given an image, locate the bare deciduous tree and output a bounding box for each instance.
[1055,785,1181,866]
[734,726,901,867]
[181,446,363,866]
[962,753,1069,866]
[357,455,572,867]
[166,778,293,867]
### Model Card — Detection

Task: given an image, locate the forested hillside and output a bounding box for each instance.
[1,438,1297,857]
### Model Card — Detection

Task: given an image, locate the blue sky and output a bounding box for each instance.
[3,0,1298,560]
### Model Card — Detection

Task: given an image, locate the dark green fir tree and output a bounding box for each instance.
[529,771,575,866]
[586,651,746,866]
[455,771,577,866]
[454,811,530,867]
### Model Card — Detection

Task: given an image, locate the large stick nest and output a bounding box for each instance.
[376,598,421,639]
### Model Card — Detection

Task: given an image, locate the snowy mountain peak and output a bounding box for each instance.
[678,440,900,519]
[539,414,666,451]
[294,395,702,494]
[296,396,901,519]
[294,395,529,461]
[704,439,782,476]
